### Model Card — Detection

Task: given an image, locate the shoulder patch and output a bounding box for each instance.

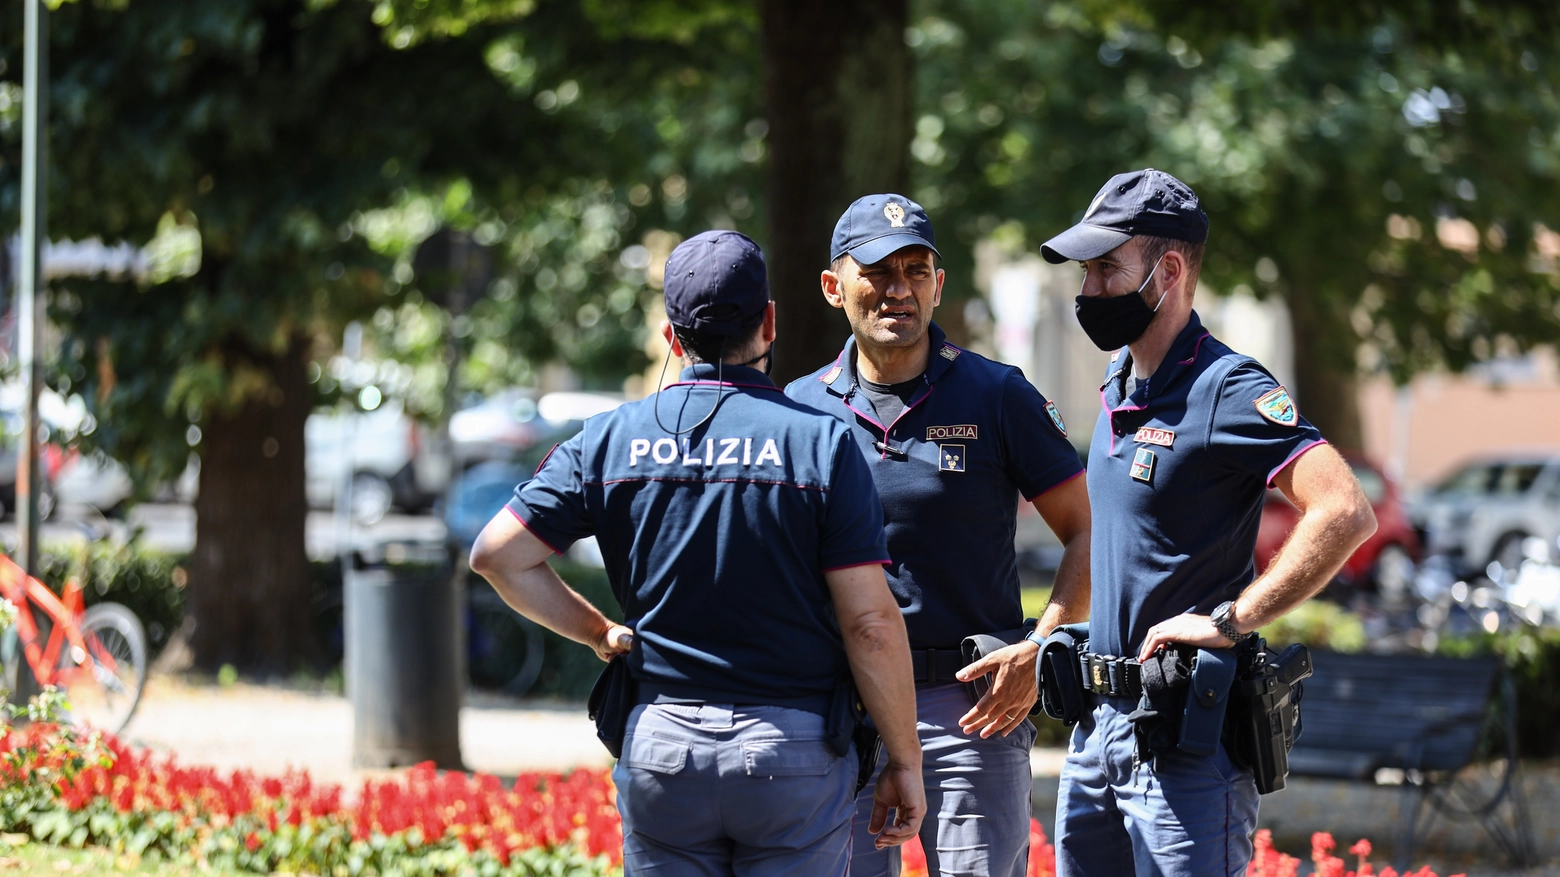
[939,344,961,361]
[1253,386,1298,427]
[1044,400,1067,437]
[821,365,842,384]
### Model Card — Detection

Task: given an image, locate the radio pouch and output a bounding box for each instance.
[587,656,638,759]
[1038,623,1089,725]
[1178,648,1237,757]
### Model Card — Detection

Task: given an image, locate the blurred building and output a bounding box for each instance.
[1360,349,1560,490]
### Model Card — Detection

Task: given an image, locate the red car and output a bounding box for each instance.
[1254,455,1420,594]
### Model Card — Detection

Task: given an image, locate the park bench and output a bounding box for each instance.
[1287,651,1533,866]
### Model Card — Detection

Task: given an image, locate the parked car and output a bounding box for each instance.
[305,401,446,524]
[1410,453,1560,574]
[448,390,546,466]
[1256,455,1421,597]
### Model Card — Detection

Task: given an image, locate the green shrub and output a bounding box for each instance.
[1258,599,1366,653]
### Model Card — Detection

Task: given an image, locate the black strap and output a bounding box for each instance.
[911,649,968,686]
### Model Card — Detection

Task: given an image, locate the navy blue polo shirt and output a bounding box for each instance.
[1088,311,1327,658]
[507,363,890,708]
[786,323,1083,650]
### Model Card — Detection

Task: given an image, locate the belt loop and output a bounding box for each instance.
[926,648,937,686]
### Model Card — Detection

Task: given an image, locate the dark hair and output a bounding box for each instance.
[672,314,766,365]
[1137,235,1205,293]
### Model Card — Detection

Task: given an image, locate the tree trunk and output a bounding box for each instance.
[1286,284,1365,452]
[188,335,317,674]
[760,0,912,383]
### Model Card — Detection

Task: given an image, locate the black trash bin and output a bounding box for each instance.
[345,545,464,769]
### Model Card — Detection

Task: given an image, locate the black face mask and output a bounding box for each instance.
[737,340,775,375]
[1073,254,1166,351]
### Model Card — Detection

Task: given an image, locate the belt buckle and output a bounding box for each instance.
[1089,656,1108,693]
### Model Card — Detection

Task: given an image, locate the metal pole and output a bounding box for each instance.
[17,0,47,578]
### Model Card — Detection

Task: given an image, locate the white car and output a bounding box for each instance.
[305,401,446,524]
[1413,454,1560,573]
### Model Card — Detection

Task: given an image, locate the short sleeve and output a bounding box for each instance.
[1001,370,1085,500]
[820,430,891,571]
[1209,364,1327,487]
[505,433,592,554]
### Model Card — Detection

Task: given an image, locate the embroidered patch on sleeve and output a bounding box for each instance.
[1253,386,1298,427]
[1045,401,1068,437]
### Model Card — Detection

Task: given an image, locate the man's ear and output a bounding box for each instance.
[820,269,847,309]
[660,320,685,357]
[932,267,945,309]
[761,301,777,343]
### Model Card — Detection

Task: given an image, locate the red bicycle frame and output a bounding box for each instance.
[0,554,117,689]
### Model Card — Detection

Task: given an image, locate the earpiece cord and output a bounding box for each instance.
[652,334,728,437]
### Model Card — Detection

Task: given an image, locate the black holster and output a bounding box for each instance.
[1036,623,1089,725]
[587,656,638,759]
[827,677,880,795]
[1224,640,1312,794]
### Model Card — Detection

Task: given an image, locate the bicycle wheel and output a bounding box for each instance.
[467,594,546,696]
[58,603,148,735]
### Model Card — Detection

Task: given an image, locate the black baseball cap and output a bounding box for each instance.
[831,194,941,266]
[1040,169,1208,264]
[663,231,770,335]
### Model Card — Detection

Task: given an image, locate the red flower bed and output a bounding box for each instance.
[0,724,1475,877]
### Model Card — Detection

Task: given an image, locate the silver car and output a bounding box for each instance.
[1414,454,1560,573]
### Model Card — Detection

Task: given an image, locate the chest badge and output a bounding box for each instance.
[1130,447,1156,483]
[1254,386,1298,427]
[939,444,966,472]
[1045,401,1067,437]
[927,424,977,441]
[1134,426,1174,448]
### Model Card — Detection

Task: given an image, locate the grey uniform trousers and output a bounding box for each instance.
[613,701,858,876]
[850,683,1038,877]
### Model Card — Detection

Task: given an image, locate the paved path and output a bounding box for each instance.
[120,678,612,788]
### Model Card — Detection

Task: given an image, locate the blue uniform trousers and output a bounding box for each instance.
[850,683,1037,877]
[614,701,857,876]
[1054,696,1259,877]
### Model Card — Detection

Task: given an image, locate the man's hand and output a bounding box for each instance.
[954,641,1039,738]
[593,625,635,662]
[1135,614,1231,662]
[868,760,926,849]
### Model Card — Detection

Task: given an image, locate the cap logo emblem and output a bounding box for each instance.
[1254,386,1298,427]
[927,424,977,441]
[884,202,906,227]
[1134,426,1173,447]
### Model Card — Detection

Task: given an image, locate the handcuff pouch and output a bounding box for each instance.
[1037,623,1089,725]
[1178,647,1237,757]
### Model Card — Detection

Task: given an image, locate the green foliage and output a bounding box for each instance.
[1259,599,1367,654]
[1436,625,1560,759]
[22,543,187,660]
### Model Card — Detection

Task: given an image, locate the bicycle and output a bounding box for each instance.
[0,554,148,734]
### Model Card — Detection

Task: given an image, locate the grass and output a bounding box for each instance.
[0,836,246,876]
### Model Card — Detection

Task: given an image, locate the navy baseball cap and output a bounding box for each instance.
[1040,169,1208,264]
[831,194,941,266]
[663,231,770,335]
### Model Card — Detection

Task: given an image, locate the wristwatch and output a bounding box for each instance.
[1210,601,1246,644]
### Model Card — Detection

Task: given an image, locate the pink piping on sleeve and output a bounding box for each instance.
[1025,467,1086,502]
[821,558,892,573]
[1266,439,1329,488]
[505,505,566,556]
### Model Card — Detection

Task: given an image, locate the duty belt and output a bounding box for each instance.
[910,649,968,687]
[1081,652,1144,699]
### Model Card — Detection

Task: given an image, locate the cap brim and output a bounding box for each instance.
[844,233,941,267]
[1040,224,1132,264]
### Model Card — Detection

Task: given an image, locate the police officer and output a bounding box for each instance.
[787,196,1093,877]
[470,230,927,876]
[1039,169,1377,876]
